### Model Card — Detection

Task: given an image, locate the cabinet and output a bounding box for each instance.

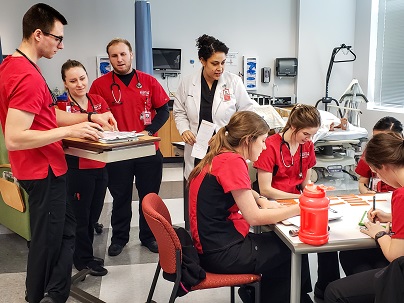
[159,111,183,157]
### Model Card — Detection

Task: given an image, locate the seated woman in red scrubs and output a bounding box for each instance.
[188,111,313,303]
[325,132,404,303]
[357,116,402,194]
[254,104,339,300]
[338,116,402,277]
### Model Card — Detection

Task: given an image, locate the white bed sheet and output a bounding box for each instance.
[313,110,368,143]
[314,124,368,142]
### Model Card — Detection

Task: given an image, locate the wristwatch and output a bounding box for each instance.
[146,130,154,136]
[87,112,96,122]
[374,231,388,246]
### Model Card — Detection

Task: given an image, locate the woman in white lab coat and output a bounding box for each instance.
[174,34,255,180]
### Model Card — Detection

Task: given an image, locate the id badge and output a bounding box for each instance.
[223,88,231,101]
[143,110,152,125]
[371,177,381,192]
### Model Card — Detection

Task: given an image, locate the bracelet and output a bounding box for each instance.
[87,112,94,122]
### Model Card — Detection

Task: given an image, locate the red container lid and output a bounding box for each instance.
[302,183,326,198]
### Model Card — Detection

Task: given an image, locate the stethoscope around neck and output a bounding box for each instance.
[110,70,142,105]
[280,132,303,179]
[68,92,95,113]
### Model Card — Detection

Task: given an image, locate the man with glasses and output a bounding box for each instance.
[0,3,116,303]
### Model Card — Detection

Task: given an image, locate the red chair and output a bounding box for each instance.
[142,193,261,303]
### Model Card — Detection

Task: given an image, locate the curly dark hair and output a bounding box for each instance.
[196,34,229,61]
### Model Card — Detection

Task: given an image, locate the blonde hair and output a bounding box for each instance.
[188,111,269,182]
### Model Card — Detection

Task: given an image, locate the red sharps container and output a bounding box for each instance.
[298,183,330,245]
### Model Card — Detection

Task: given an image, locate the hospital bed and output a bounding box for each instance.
[311,110,368,182]
[254,104,368,183]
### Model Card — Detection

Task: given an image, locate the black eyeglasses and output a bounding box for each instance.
[42,31,63,45]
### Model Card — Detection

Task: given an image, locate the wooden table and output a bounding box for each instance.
[63,135,160,163]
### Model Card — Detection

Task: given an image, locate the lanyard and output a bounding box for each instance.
[15,49,57,107]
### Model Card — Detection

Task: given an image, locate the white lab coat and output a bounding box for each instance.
[174,68,255,179]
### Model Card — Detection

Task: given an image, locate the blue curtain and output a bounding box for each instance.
[135,0,153,75]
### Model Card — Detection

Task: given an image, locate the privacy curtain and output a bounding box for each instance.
[0,37,3,64]
[135,0,153,75]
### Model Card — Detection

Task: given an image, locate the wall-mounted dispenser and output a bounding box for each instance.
[275,58,298,77]
[261,67,271,83]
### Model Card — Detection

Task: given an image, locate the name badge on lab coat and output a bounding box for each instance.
[223,88,231,101]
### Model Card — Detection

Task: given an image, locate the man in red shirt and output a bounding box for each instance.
[90,38,170,255]
[0,4,115,303]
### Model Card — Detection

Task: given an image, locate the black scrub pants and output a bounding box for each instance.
[324,268,381,303]
[107,149,163,246]
[316,252,341,290]
[199,232,313,303]
[67,167,108,270]
[20,168,76,303]
[339,248,389,276]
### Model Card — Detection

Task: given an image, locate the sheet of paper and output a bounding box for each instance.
[98,131,141,143]
[284,209,343,227]
[191,120,216,159]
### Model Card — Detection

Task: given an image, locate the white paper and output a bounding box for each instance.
[191,120,216,159]
[284,209,343,227]
[98,131,141,143]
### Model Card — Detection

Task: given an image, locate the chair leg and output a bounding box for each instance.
[169,250,183,303]
[230,286,235,303]
[252,281,260,303]
[146,262,161,303]
[169,274,181,303]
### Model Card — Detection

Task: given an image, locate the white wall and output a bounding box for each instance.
[296,0,356,107]
[148,0,298,98]
[0,0,135,91]
[1,0,378,125]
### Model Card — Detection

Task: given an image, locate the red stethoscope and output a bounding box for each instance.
[110,70,142,105]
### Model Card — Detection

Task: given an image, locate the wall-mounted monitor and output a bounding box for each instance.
[152,48,181,71]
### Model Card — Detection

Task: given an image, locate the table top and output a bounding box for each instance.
[273,192,392,254]
[62,135,160,153]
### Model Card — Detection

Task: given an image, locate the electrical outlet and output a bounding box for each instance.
[169,92,175,97]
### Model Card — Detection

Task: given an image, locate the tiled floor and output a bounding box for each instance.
[0,162,359,303]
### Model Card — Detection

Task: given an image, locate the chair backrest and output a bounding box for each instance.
[142,193,182,274]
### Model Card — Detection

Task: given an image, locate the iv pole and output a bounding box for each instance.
[315,44,356,117]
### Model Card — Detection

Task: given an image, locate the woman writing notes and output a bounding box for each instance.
[338,116,402,277]
[325,132,404,303]
[253,104,340,300]
[60,60,111,276]
[188,111,313,303]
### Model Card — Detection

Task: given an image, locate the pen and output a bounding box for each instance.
[373,195,376,223]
